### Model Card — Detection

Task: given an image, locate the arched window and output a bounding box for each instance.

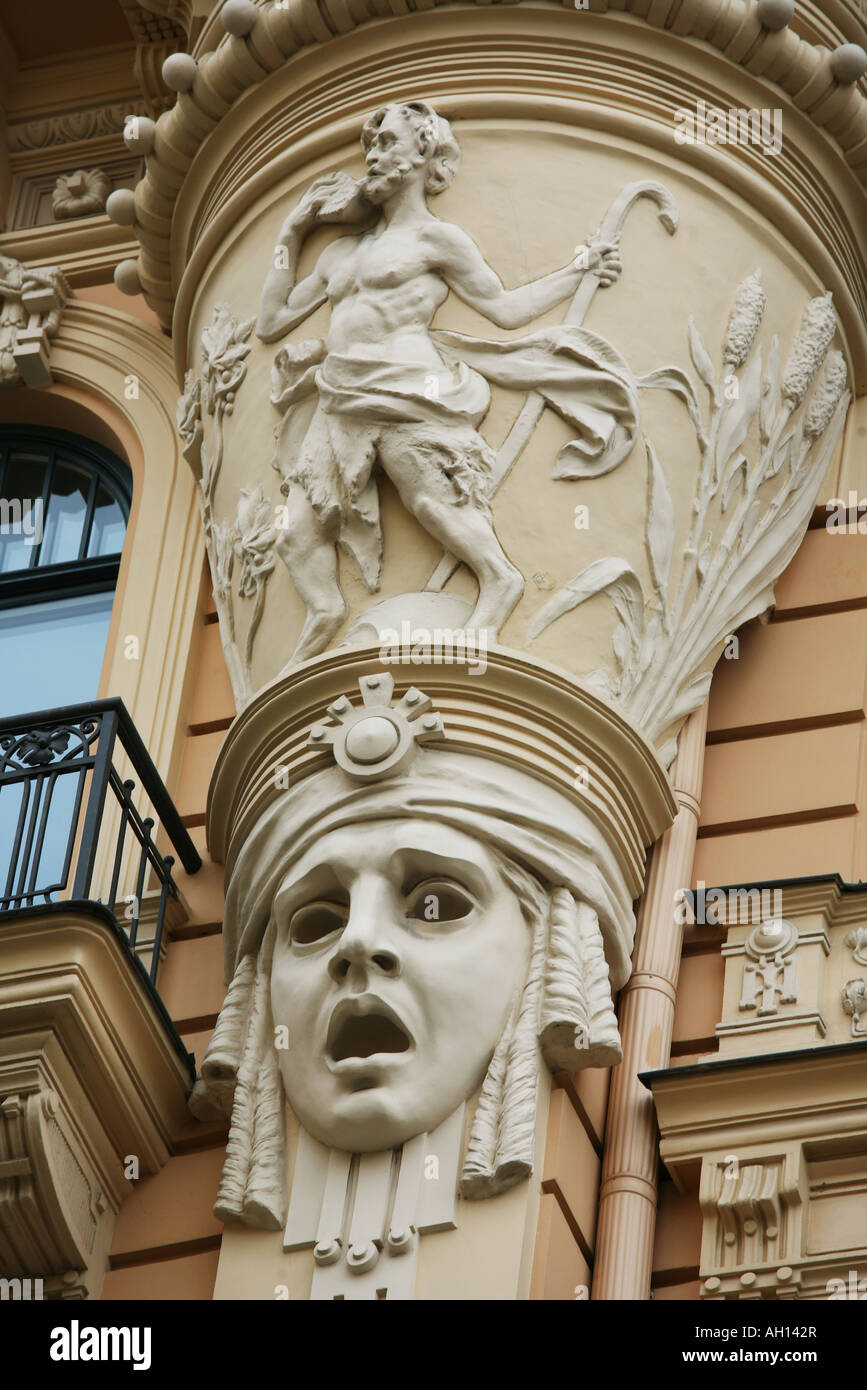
[0,426,131,718]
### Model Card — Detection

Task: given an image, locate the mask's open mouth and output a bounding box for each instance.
[329,1012,411,1062]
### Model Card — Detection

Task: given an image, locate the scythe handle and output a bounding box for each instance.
[424,179,679,594]
[564,179,679,328]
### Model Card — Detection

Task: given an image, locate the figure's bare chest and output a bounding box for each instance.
[327,230,436,299]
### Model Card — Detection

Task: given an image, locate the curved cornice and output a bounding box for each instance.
[127,0,867,342]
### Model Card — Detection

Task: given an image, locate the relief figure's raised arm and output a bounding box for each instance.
[434,223,622,330]
[257,172,373,343]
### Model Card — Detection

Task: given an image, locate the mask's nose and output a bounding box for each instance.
[328,877,402,985]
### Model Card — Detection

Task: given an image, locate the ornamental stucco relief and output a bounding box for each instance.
[531,278,850,757]
[254,103,697,672]
[176,97,853,1298]
[0,255,70,388]
[177,99,850,765]
[195,669,644,1294]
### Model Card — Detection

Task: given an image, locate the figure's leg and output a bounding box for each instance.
[275,484,347,666]
[378,430,524,640]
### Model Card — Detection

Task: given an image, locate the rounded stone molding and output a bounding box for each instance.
[51,168,111,221]
[113,258,142,295]
[105,188,138,226]
[122,114,156,156]
[830,43,867,84]
[746,918,798,958]
[161,51,198,92]
[341,714,401,765]
[220,0,258,38]
[755,0,795,31]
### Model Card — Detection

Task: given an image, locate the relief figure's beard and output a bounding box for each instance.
[360,157,419,205]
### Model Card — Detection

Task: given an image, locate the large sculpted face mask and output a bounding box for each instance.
[270,816,530,1153]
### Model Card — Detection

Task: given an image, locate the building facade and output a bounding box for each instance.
[0,0,865,1303]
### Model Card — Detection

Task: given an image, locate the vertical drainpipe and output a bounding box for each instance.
[592,700,709,1300]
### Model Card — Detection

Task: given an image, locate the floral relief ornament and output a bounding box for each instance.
[233,486,277,682]
[845,927,867,966]
[176,306,275,709]
[51,168,111,220]
[529,273,850,764]
[201,304,255,419]
[842,979,867,1037]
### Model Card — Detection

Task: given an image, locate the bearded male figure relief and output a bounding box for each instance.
[257,100,631,667]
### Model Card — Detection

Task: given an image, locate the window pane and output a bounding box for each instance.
[39,460,90,566]
[87,483,126,557]
[0,452,47,574]
[0,770,81,905]
[0,591,113,718]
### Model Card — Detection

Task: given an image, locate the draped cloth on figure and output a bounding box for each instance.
[269,324,640,587]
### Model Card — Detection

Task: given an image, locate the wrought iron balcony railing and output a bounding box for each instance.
[0,699,201,987]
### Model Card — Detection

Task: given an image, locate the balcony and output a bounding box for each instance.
[0,700,201,1299]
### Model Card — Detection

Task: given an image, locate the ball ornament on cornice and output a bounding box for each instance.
[756,0,795,31]
[114,258,143,296]
[220,0,258,37]
[106,189,137,227]
[161,52,198,93]
[830,44,867,84]
[123,115,156,156]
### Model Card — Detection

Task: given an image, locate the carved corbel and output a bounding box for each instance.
[119,0,193,116]
[0,256,71,388]
[698,1146,806,1300]
[0,1081,107,1282]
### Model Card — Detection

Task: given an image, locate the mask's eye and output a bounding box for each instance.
[405,880,473,924]
[289,900,347,945]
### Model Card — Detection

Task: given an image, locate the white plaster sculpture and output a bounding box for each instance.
[0,255,70,388]
[842,979,867,1037]
[738,919,798,1016]
[178,100,709,710]
[177,307,278,708]
[195,674,627,1246]
[844,927,867,966]
[530,273,850,763]
[256,100,691,668]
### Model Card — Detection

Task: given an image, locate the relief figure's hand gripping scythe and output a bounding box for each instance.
[424,179,679,595]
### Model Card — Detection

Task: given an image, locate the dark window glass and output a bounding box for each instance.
[87,484,126,558]
[0,452,47,574]
[0,432,129,577]
[40,460,91,566]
